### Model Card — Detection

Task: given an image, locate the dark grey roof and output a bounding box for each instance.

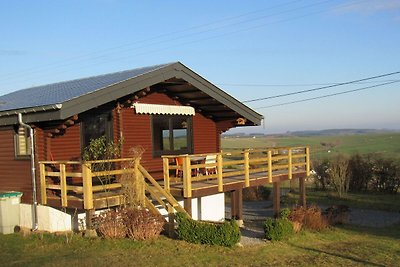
[0,62,263,126]
[0,63,173,112]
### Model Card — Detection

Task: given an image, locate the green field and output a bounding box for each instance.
[222,132,400,160]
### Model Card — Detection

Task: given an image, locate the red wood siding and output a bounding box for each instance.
[50,124,81,161]
[121,92,220,178]
[0,127,33,203]
[193,113,218,154]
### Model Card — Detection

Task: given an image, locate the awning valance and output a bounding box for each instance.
[131,103,195,116]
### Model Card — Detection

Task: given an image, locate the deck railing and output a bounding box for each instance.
[162,146,310,198]
[38,158,188,218]
[39,158,131,209]
[38,146,310,209]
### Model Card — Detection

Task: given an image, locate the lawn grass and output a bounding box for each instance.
[1,224,399,267]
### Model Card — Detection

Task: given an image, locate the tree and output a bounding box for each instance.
[312,159,330,190]
[372,157,400,194]
[348,154,374,192]
[327,154,349,198]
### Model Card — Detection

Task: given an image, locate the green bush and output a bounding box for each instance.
[263,217,294,241]
[175,213,241,247]
[279,208,291,219]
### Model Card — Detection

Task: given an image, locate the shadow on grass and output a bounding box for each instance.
[336,223,400,240]
[289,243,386,267]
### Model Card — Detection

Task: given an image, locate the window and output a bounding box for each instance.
[81,111,113,150]
[15,126,31,158]
[152,115,193,156]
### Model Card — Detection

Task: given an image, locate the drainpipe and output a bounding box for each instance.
[18,113,38,231]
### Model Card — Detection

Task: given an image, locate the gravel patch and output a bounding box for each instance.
[346,208,400,227]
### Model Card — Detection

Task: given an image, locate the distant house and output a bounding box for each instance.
[0,62,308,232]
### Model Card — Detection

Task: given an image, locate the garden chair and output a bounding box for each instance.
[175,157,184,178]
[205,154,217,175]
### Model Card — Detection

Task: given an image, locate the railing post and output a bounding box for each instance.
[39,163,47,205]
[60,163,68,207]
[82,162,93,210]
[183,156,192,198]
[217,153,223,192]
[268,150,273,183]
[306,147,310,176]
[244,150,250,187]
[288,148,292,180]
[134,159,145,206]
[163,157,170,192]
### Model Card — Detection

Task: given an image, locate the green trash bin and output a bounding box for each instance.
[0,192,23,234]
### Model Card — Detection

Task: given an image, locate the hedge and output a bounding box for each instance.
[175,213,241,247]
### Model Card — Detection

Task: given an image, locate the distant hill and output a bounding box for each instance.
[223,129,400,138]
[286,129,400,137]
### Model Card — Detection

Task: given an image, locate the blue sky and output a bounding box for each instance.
[1,0,399,134]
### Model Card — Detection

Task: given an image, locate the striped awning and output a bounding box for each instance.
[131,103,195,116]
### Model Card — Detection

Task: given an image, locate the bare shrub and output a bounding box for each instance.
[94,207,165,240]
[323,205,350,225]
[289,205,328,231]
[123,207,165,240]
[94,208,127,239]
[303,205,329,231]
[327,155,349,197]
[119,146,146,207]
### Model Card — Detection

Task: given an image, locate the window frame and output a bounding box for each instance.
[80,111,113,152]
[151,115,193,157]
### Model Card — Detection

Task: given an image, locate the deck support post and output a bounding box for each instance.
[231,189,243,227]
[299,177,306,207]
[85,209,95,230]
[183,198,192,217]
[273,182,280,218]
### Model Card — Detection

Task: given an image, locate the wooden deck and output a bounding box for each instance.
[38,146,310,213]
[167,170,307,198]
[162,147,310,197]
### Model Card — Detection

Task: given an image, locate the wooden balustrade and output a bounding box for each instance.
[38,157,189,221]
[161,146,310,198]
[39,146,310,209]
[39,158,134,209]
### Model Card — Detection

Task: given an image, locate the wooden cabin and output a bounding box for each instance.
[0,62,309,229]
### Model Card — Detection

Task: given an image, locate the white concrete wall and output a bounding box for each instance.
[198,193,225,222]
[18,193,225,232]
[19,204,72,232]
[178,193,225,222]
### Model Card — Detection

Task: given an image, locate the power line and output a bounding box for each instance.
[217,79,398,87]
[244,71,400,103]
[0,0,313,81]
[0,0,350,89]
[254,80,400,109]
